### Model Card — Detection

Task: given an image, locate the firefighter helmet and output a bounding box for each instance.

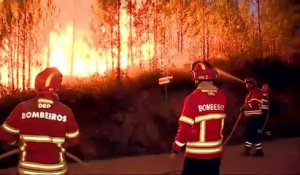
[191,61,218,81]
[35,67,63,94]
[244,78,257,86]
[262,83,269,93]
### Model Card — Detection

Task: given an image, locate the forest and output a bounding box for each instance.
[0,0,298,91]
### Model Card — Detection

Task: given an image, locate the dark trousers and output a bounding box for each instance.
[182,157,221,175]
[245,117,262,146]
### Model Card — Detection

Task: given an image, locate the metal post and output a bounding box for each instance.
[164,84,168,106]
[164,84,170,146]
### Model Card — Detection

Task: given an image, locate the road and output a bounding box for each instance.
[0,137,299,175]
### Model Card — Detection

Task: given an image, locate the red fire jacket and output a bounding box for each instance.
[173,86,227,159]
[244,87,264,117]
[0,94,80,175]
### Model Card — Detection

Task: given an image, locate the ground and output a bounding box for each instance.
[0,137,299,175]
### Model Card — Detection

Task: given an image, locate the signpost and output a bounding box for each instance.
[159,76,173,85]
[158,75,173,146]
[158,76,173,105]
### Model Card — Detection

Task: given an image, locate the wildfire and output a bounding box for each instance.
[0,1,155,91]
[47,25,107,77]
[47,7,154,77]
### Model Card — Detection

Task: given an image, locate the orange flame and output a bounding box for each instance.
[0,2,155,91]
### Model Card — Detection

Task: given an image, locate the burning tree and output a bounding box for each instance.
[0,0,58,91]
[0,0,297,92]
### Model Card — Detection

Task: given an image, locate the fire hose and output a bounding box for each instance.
[0,149,83,163]
[261,109,270,133]
[222,112,243,146]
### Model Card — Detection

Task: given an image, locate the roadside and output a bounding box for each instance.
[0,137,299,175]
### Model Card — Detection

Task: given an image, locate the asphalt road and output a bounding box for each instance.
[0,137,299,175]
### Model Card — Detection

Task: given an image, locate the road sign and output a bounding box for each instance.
[158,76,173,85]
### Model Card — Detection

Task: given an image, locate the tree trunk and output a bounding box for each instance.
[70,0,76,76]
[116,0,121,81]
[257,0,262,57]
[22,9,27,91]
[110,25,114,72]
[206,16,210,60]
[202,1,206,61]
[129,0,133,69]
[16,19,20,90]
[9,38,15,91]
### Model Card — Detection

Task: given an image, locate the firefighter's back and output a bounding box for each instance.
[185,88,227,159]
[17,97,73,164]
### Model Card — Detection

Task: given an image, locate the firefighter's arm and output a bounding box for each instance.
[0,106,21,145]
[244,89,264,117]
[247,90,263,110]
[172,97,194,153]
[172,117,193,153]
[65,110,80,147]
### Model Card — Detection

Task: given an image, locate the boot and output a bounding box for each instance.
[253,149,264,157]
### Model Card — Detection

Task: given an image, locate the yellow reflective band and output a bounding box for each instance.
[20,161,66,171]
[249,98,261,102]
[38,98,54,104]
[18,167,67,175]
[175,140,185,147]
[200,121,205,142]
[179,116,194,125]
[66,130,79,138]
[244,110,262,115]
[200,89,217,93]
[21,151,27,161]
[45,72,57,88]
[187,140,222,147]
[186,146,222,154]
[2,122,19,134]
[220,118,224,139]
[254,143,262,146]
[195,113,226,122]
[21,135,65,144]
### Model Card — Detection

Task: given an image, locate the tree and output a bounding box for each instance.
[91,0,122,80]
[0,0,58,91]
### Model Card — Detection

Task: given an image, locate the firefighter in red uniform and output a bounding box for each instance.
[172,61,227,175]
[0,67,80,175]
[241,78,264,156]
[260,83,272,139]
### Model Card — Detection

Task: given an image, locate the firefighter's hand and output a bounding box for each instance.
[171,142,181,154]
[171,141,186,154]
[240,104,246,112]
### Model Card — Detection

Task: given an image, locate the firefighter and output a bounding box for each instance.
[172,60,227,175]
[0,67,80,175]
[240,78,264,156]
[261,83,272,140]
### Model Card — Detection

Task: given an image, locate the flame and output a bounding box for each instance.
[47,6,154,77]
[48,25,106,77]
[0,1,155,91]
